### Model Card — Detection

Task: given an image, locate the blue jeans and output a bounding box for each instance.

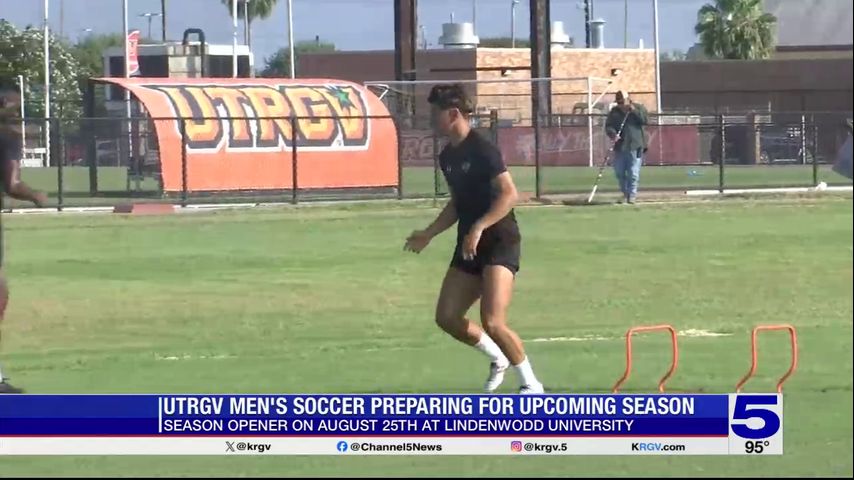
[613,149,643,199]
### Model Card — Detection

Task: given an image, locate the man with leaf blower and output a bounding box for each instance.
[605,90,649,204]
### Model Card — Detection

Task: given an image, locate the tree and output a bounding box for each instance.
[695,0,777,60]
[660,49,687,62]
[0,20,82,121]
[221,0,278,49]
[478,37,533,48]
[67,33,126,118]
[686,43,709,61]
[260,40,336,78]
[71,33,123,84]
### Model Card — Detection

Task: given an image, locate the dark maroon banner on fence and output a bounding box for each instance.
[497,126,592,166]
[644,125,702,166]
[400,130,436,167]
[401,126,703,167]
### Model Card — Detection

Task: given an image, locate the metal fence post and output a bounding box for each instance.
[396,116,403,200]
[800,114,807,166]
[56,118,64,211]
[719,114,726,194]
[807,114,818,186]
[85,82,98,195]
[180,118,188,208]
[534,112,542,199]
[432,132,440,207]
[489,109,499,145]
[291,115,298,205]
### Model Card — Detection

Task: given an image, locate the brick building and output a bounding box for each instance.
[298,47,656,125]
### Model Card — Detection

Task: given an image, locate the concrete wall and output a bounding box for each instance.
[661,58,854,112]
[297,49,477,84]
[774,48,853,60]
[298,49,851,116]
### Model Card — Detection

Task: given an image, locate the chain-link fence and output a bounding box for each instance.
[398,110,852,199]
[5,110,852,211]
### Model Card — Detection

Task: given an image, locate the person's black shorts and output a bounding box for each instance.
[0,134,21,165]
[450,228,521,277]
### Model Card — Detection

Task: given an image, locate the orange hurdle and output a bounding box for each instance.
[735,324,798,393]
[612,325,679,393]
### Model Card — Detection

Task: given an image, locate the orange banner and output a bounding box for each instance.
[98,78,398,192]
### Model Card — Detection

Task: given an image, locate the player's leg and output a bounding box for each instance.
[0,273,6,381]
[0,271,22,393]
[612,151,629,202]
[627,149,643,203]
[435,267,510,391]
[480,265,543,393]
[435,267,482,344]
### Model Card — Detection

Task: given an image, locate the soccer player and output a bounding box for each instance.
[0,84,48,393]
[404,84,544,394]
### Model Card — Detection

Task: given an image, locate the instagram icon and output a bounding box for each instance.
[511,441,523,452]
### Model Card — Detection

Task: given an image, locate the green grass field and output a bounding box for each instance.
[12,165,851,210]
[0,196,852,477]
[403,165,851,197]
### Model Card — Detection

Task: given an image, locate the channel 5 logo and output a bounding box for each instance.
[729,395,782,439]
[510,441,523,452]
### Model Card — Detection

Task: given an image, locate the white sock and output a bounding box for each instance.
[474,334,509,365]
[513,357,540,386]
[0,362,5,381]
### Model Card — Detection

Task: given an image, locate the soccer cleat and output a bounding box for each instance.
[0,381,24,394]
[518,382,545,394]
[484,361,509,392]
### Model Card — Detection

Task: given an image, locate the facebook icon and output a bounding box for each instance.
[336,441,348,452]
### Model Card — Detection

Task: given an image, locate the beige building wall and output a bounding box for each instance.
[298,47,658,124]
[473,48,657,123]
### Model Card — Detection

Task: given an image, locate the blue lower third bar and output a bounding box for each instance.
[0,417,728,436]
[0,394,730,436]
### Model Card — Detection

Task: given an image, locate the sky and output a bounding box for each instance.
[0,0,709,66]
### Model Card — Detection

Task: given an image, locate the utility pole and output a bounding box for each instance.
[161,0,167,42]
[584,0,591,48]
[624,0,628,48]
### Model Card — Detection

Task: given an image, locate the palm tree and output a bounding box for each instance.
[695,0,777,60]
[222,0,278,50]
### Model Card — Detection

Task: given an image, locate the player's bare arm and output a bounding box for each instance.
[404,199,458,254]
[3,158,48,207]
[462,172,518,260]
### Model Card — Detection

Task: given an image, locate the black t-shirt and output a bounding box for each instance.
[439,129,520,241]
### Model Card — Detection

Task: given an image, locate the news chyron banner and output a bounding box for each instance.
[0,394,782,455]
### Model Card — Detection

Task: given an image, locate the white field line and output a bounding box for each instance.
[153,329,734,360]
[529,329,733,343]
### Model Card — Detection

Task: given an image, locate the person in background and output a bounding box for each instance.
[832,119,852,180]
[605,90,649,204]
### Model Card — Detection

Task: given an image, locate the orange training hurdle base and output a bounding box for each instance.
[612,324,679,394]
[113,203,176,215]
[735,324,798,393]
